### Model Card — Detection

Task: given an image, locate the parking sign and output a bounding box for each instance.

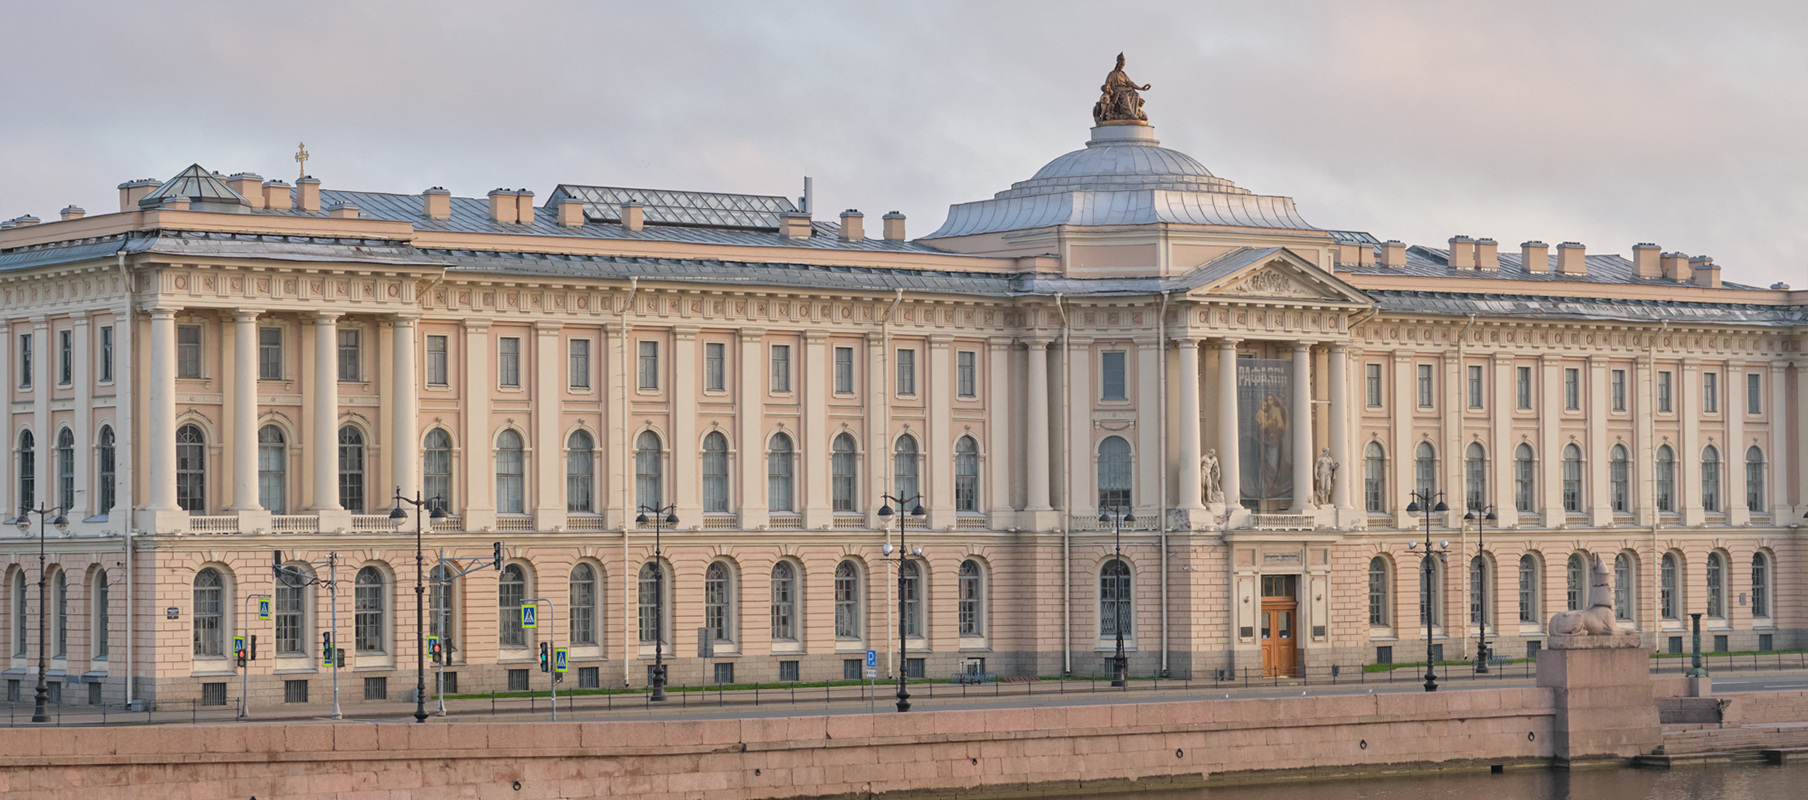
[864,649,878,679]
[521,604,537,628]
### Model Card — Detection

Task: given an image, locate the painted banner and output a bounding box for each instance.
[1237,359,1294,509]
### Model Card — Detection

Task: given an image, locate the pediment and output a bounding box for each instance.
[1185,247,1370,306]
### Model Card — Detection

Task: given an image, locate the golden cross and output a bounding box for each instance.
[295,142,309,180]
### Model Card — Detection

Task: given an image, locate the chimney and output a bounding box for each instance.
[326,201,360,219]
[1447,235,1475,269]
[1335,243,1361,265]
[227,173,265,209]
[514,189,536,226]
[422,187,451,220]
[117,179,161,213]
[59,206,85,221]
[1521,241,1549,273]
[295,177,321,213]
[1475,238,1499,271]
[487,189,518,224]
[621,202,644,232]
[262,180,293,211]
[1556,241,1586,275]
[1689,256,1720,288]
[9,215,40,226]
[1380,239,1407,267]
[1660,251,1689,281]
[839,209,865,241]
[780,212,813,239]
[1632,243,1661,278]
[556,197,584,227]
[158,196,189,211]
[882,211,907,241]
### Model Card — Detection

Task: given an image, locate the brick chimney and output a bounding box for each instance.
[1660,252,1689,281]
[118,179,161,213]
[422,187,451,220]
[9,215,39,226]
[295,177,321,213]
[487,189,518,224]
[326,201,360,219]
[59,206,85,221]
[1447,235,1475,269]
[1380,240,1407,267]
[514,189,535,226]
[227,173,265,209]
[882,211,907,241]
[780,212,813,239]
[839,209,865,241]
[1556,242,1586,275]
[262,180,293,211]
[1632,243,1661,278]
[1521,241,1550,273]
[1475,238,1499,271]
[557,197,584,228]
[1689,256,1720,288]
[621,202,644,232]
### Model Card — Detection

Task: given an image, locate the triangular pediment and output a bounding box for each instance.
[1184,247,1370,305]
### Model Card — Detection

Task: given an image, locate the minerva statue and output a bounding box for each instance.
[1313,448,1339,506]
[1093,52,1152,125]
[1201,449,1223,505]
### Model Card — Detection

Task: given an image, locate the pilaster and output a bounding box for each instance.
[1725,358,1748,526]
[738,327,767,530]
[1489,352,1516,529]
[926,335,954,528]
[1679,359,1703,527]
[801,330,831,529]
[532,320,565,531]
[1587,355,1612,527]
[1174,336,1205,514]
[461,319,495,532]
[672,327,702,528]
[1539,353,1564,528]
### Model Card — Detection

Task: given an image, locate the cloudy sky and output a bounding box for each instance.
[3,1,1804,289]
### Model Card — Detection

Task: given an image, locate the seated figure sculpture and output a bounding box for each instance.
[1549,553,1617,635]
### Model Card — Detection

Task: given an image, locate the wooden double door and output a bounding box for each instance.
[1259,575,1299,678]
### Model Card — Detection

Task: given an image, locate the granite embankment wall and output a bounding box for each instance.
[0,689,1558,800]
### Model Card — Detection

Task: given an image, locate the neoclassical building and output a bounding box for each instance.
[2,65,1803,708]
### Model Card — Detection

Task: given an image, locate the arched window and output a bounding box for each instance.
[1517,554,1539,624]
[1613,553,1634,622]
[428,565,455,660]
[192,567,224,657]
[635,431,662,511]
[893,435,919,502]
[1514,444,1536,513]
[423,429,453,513]
[1561,444,1583,513]
[257,425,286,513]
[959,560,984,636]
[704,561,731,644]
[97,426,116,516]
[51,569,66,658]
[1414,442,1436,498]
[498,564,526,647]
[899,560,922,637]
[1419,555,1441,626]
[831,434,857,513]
[338,426,366,513]
[1566,553,1586,612]
[834,561,861,639]
[1745,446,1765,512]
[1660,553,1679,621]
[701,432,729,513]
[17,431,34,511]
[569,563,597,646]
[770,561,796,641]
[1609,445,1630,513]
[638,562,666,644]
[176,425,206,512]
[1751,552,1771,619]
[1700,445,1721,513]
[1469,555,1490,629]
[768,433,795,513]
[276,566,307,655]
[354,566,385,653]
[1463,443,1486,512]
[954,436,980,513]
[56,428,74,513]
[1655,445,1676,512]
[1367,557,1389,626]
[92,568,109,659]
[1706,552,1725,618]
[1100,559,1132,637]
[495,430,525,515]
[1363,443,1385,512]
[566,431,595,513]
[1097,436,1132,510]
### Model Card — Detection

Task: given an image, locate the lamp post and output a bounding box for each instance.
[15,504,68,723]
[1405,489,1448,692]
[389,487,446,723]
[635,504,678,702]
[1099,505,1135,687]
[1462,503,1497,674]
[878,491,925,712]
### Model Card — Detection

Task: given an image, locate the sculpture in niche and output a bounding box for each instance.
[1202,449,1223,505]
[1549,554,1617,635]
[1093,53,1152,125]
[1313,448,1338,506]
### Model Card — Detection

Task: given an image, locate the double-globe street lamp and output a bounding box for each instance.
[1404,489,1449,692]
[1099,505,1135,687]
[388,488,446,723]
[878,492,926,712]
[636,504,678,702]
[15,504,68,723]
[1462,503,1497,675]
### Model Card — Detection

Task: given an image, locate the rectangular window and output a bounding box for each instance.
[844,659,861,680]
[284,680,309,704]
[1416,364,1433,408]
[770,344,791,393]
[1101,351,1127,401]
[1703,372,1718,413]
[176,326,202,379]
[1563,368,1579,410]
[17,333,30,387]
[58,330,72,385]
[1365,363,1382,407]
[425,335,448,386]
[779,660,799,682]
[704,342,725,391]
[99,326,114,382]
[497,337,521,388]
[1747,373,1761,415]
[714,662,735,685]
[568,339,590,389]
[956,350,977,398]
[1658,371,1673,413]
[1611,369,1626,412]
[336,329,360,382]
[895,348,916,395]
[637,341,659,390]
[578,667,599,689]
[253,327,282,381]
[834,346,854,394]
[201,683,227,706]
[363,677,387,701]
[1466,365,1483,409]
[1516,366,1532,410]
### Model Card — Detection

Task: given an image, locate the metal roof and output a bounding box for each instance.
[139,164,248,207]
[1369,290,1806,326]
[1338,245,1765,291]
[544,185,797,230]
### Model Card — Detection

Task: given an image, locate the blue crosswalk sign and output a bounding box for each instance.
[521,604,536,628]
[554,648,568,673]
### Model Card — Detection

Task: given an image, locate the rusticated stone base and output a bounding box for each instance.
[1536,635,1661,763]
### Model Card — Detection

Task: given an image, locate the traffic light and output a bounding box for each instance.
[235,637,247,667]
[428,635,441,664]
[273,549,283,578]
[538,642,550,673]
[250,635,258,662]
[322,632,334,666]
[493,542,503,569]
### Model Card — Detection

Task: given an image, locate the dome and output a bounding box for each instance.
[995,124,1247,200]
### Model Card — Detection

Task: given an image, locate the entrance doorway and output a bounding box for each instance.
[1260,575,1299,678]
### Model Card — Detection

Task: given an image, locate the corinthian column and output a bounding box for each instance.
[1291,343,1314,513]
[227,310,262,514]
[1217,339,1242,519]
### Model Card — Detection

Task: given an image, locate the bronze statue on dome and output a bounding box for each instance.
[1093,53,1152,125]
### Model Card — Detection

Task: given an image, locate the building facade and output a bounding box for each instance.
[2,72,1804,709]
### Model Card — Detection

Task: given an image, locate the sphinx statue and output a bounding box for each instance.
[1549,553,1618,635]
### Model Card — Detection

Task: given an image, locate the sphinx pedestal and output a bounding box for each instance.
[1535,632,1662,765]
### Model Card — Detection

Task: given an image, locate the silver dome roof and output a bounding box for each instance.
[996,124,1246,199]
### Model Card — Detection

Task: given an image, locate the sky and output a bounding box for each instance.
[2,1,1805,290]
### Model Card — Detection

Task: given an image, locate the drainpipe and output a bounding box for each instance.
[118,251,135,709]
[879,289,902,679]
[1157,292,1170,677]
[619,277,638,686]
[1055,294,1072,676]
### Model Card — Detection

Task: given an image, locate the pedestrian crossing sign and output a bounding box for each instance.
[257,598,271,620]
[521,604,537,628]
[554,648,568,673]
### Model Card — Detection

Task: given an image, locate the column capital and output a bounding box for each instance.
[1291,341,1312,354]
[533,320,564,335]
[145,306,181,320]
[673,325,701,341]
[462,317,492,333]
[230,308,264,324]
[741,327,766,342]
[309,310,343,324]
[390,312,422,326]
[987,336,1014,351]
[928,334,954,349]
[66,310,90,324]
[865,331,886,344]
[1021,335,1056,348]
[1540,352,1563,366]
[1215,337,1242,349]
[1170,332,1205,346]
[1489,350,1512,364]
[1324,340,1346,354]
[1391,351,1412,364]
[803,328,831,343]
[1768,360,1789,374]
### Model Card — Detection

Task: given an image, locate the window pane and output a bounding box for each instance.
[338,427,365,513]
[569,339,590,389]
[426,335,448,386]
[896,349,915,395]
[177,326,202,379]
[567,432,594,513]
[637,341,659,389]
[954,437,980,512]
[957,351,976,398]
[770,345,791,393]
[1101,352,1126,400]
[258,327,283,380]
[832,434,858,512]
[496,431,524,515]
[499,565,526,646]
[498,337,520,387]
[704,342,725,392]
[337,329,360,382]
[768,434,794,512]
[834,346,854,394]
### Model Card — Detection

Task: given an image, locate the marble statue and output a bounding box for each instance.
[1093,53,1151,125]
[1313,448,1338,506]
[1549,554,1617,635]
[1202,449,1223,505]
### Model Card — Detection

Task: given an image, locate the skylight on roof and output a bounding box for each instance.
[546,185,797,230]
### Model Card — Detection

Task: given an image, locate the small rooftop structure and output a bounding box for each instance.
[544,185,799,231]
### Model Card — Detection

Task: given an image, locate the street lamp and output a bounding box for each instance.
[878,492,925,712]
[635,504,678,702]
[1404,489,1448,692]
[389,487,446,723]
[1462,504,1497,675]
[1099,505,1135,687]
[15,504,69,723]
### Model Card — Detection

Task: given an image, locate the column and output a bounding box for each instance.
[1442,349,1463,528]
[1768,363,1790,520]
[310,312,347,526]
[1216,339,1242,520]
[801,330,831,529]
[1678,360,1702,526]
[926,335,954,527]
[1065,336,1093,519]
[1489,352,1516,528]
[1135,340,1161,515]
[533,321,564,529]
[1328,343,1353,515]
[69,314,92,519]
[1176,337,1205,513]
[1725,359,1748,526]
[461,320,494,531]
[1634,354,1656,526]
[32,318,49,515]
[143,308,183,531]
[1024,337,1054,516]
[227,310,262,515]
[865,331,887,529]
[986,338,1012,516]
[1290,343,1314,513]
[738,328,767,530]
[672,327,701,527]
[390,315,419,502]
[1539,354,1563,528]
[1587,355,1612,526]
[1390,352,1413,529]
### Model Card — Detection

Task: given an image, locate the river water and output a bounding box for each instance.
[1089,763,1805,800]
